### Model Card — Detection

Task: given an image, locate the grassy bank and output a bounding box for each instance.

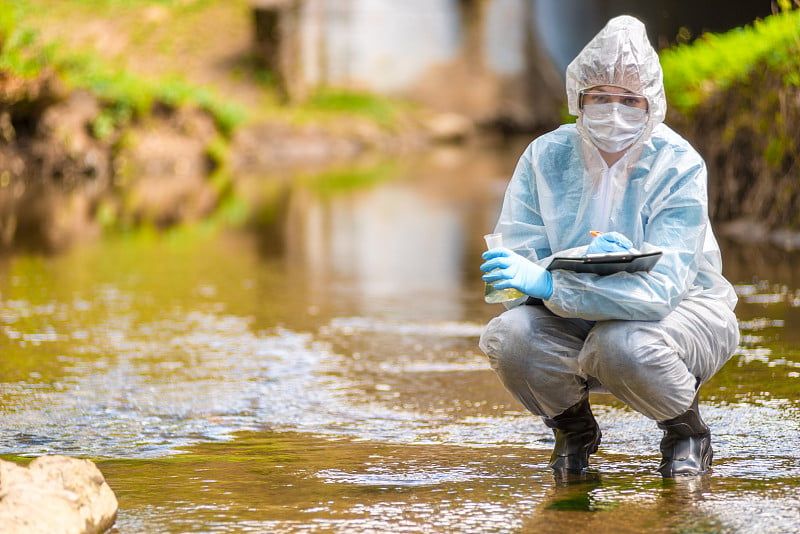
[660,4,800,234]
[0,0,420,252]
[3,0,408,137]
[660,3,800,114]
[1,2,245,137]
[6,0,800,244]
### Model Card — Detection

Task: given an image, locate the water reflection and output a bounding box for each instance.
[280,146,515,322]
[289,183,466,319]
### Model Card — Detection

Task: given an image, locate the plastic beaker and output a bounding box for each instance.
[483,233,524,303]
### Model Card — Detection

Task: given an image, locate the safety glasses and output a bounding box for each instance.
[579,89,649,111]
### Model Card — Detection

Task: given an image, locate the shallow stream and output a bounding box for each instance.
[1,143,799,533]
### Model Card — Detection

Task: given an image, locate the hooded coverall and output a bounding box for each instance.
[478,16,740,423]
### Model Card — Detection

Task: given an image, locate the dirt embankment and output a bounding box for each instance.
[0,66,227,253]
[0,66,447,254]
[669,64,800,247]
[3,52,799,254]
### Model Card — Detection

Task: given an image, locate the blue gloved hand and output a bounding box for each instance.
[481,248,553,300]
[586,231,633,254]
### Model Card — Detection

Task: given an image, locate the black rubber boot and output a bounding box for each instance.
[543,397,602,472]
[656,394,713,477]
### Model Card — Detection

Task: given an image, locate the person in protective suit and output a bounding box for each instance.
[479,15,739,477]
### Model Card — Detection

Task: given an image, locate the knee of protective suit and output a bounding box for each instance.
[479,313,527,373]
[578,320,670,389]
[579,321,631,373]
[579,320,697,420]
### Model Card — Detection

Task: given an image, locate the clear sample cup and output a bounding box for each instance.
[483,233,525,303]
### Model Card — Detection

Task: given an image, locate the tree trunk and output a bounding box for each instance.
[252,0,305,103]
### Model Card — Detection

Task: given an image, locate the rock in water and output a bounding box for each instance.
[0,455,118,533]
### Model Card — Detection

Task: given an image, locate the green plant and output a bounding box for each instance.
[0,5,55,79]
[304,161,399,197]
[660,7,800,114]
[58,54,245,137]
[306,88,401,128]
[1,4,244,137]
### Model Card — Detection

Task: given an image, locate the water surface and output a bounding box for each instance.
[1,144,799,533]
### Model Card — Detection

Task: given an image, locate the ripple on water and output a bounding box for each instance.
[322,316,486,338]
[2,306,800,484]
[316,465,485,486]
[702,490,800,534]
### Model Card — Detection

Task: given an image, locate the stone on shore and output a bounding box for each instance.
[0,455,118,534]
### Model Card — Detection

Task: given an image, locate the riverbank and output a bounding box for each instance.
[1,1,465,253]
[660,5,800,247]
[0,67,458,253]
[2,2,799,253]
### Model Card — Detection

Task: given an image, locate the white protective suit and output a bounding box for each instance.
[479,16,740,421]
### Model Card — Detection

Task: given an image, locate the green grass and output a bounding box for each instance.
[1,2,244,136]
[303,160,400,196]
[64,58,246,137]
[2,0,409,136]
[61,53,245,136]
[660,5,800,113]
[304,88,405,129]
[0,5,56,79]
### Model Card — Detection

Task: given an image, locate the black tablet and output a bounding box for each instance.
[547,251,662,275]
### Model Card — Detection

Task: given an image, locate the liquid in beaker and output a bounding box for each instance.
[483,233,525,303]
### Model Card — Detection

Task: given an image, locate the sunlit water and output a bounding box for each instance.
[2,145,800,533]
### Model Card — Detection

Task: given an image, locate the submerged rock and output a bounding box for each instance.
[0,455,117,534]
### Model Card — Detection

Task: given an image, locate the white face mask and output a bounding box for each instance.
[581,102,648,153]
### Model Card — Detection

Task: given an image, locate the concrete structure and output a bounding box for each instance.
[253,0,772,130]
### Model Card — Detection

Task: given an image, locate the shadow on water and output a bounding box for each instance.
[1,142,800,532]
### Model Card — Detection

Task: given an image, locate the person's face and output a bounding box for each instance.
[579,85,649,111]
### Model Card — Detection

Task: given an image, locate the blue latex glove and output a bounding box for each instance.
[586,231,633,254]
[481,248,553,300]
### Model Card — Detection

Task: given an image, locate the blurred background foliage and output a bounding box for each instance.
[660,1,800,114]
[2,1,249,138]
[4,0,798,141]
[1,0,406,135]
[2,0,799,247]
